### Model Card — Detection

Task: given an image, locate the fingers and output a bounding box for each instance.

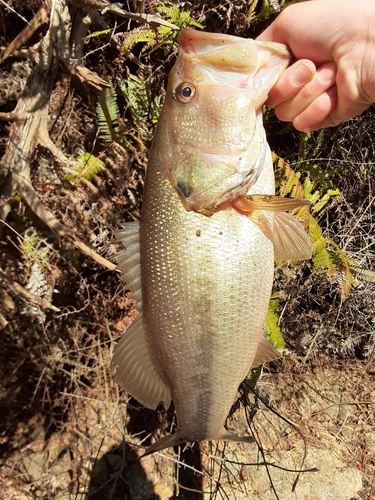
[267,61,338,132]
[266,60,316,108]
[293,86,338,131]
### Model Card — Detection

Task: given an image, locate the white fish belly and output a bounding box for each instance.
[141,169,274,442]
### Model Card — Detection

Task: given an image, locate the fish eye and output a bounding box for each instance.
[173,83,196,104]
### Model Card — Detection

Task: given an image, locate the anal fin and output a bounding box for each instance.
[250,335,280,369]
[111,313,172,411]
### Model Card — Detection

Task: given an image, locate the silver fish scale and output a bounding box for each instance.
[140,163,274,443]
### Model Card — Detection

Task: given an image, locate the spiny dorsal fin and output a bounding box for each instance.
[115,221,142,310]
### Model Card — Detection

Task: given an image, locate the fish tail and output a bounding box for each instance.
[141,433,185,457]
[141,428,255,456]
[217,427,256,445]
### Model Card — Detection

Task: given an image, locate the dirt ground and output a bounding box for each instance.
[0,1,374,499]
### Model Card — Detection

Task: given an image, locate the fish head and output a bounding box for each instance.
[160,29,290,215]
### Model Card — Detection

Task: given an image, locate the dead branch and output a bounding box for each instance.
[13,174,117,270]
[0,269,61,312]
[0,0,115,271]
[0,0,52,63]
[102,3,180,30]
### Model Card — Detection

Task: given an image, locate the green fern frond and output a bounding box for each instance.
[247,0,282,21]
[308,215,326,256]
[350,266,375,283]
[266,297,285,350]
[123,4,203,58]
[65,153,106,185]
[313,239,360,296]
[120,72,162,134]
[123,27,158,56]
[85,29,112,40]
[311,188,340,212]
[96,85,120,143]
[304,176,340,212]
[273,153,304,199]
[273,152,310,226]
[157,5,204,30]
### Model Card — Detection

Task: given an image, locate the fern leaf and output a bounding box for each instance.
[350,266,375,283]
[312,188,340,212]
[123,27,157,55]
[266,297,285,351]
[308,215,326,256]
[313,239,360,296]
[97,85,120,143]
[85,29,112,40]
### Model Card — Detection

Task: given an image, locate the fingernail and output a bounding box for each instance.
[290,62,314,86]
[318,63,336,84]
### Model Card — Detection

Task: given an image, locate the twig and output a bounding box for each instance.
[0,0,31,25]
[16,173,117,271]
[0,269,60,312]
[0,0,52,63]
[102,3,180,30]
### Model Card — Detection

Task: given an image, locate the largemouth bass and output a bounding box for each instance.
[111,29,312,454]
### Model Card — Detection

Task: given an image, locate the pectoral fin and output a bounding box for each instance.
[232,194,310,214]
[231,195,313,260]
[111,314,172,411]
[272,211,313,260]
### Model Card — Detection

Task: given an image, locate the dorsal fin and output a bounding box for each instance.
[111,314,172,410]
[115,222,143,310]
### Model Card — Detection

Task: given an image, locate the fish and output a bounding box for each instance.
[111,29,312,454]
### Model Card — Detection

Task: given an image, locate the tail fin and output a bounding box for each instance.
[141,432,185,457]
[217,427,256,445]
[141,428,255,457]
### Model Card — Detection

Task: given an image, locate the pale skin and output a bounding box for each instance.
[257,0,375,132]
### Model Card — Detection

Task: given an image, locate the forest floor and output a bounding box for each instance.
[0,1,374,499]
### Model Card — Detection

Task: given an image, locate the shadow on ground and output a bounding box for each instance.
[88,401,204,500]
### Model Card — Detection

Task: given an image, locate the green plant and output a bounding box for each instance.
[266,296,285,350]
[123,4,204,57]
[119,71,163,143]
[64,153,106,186]
[97,85,120,143]
[247,0,295,22]
[273,152,375,298]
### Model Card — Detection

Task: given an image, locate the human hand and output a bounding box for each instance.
[257,0,375,132]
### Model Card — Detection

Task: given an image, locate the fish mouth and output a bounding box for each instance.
[178,29,290,75]
[171,142,267,216]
